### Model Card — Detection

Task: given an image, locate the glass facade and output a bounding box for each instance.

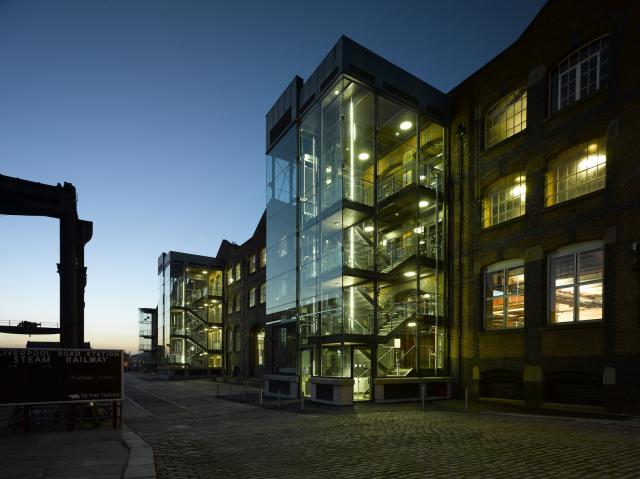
[158,254,224,368]
[266,75,447,398]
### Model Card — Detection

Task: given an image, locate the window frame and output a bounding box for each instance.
[482,173,527,228]
[249,254,257,274]
[259,283,266,304]
[259,247,267,269]
[234,262,241,281]
[484,259,526,330]
[234,292,241,313]
[549,35,609,114]
[547,241,604,324]
[485,88,527,149]
[545,138,606,206]
[249,287,256,308]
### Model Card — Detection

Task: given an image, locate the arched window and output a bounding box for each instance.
[546,138,606,206]
[484,259,525,329]
[482,173,526,228]
[485,89,527,148]
[550,36,609,114]
[548,241,603,324]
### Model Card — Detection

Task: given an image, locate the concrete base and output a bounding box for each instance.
[264,374,299,399]
[310,377,354,406]
[374,377,452,403]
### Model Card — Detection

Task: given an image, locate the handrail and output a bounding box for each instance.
[0,320,59,328]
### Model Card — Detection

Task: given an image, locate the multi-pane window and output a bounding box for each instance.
[256,330,265,366]
[249,287,256,308]
[485,260,525,329]
[260,283,266,304]
[485,89,527,148]
[549,243,603,323]
[546,138,606,206]
[259,247,267,268]
[226,268,234,285]
[550,36,609,114]
[234,263,241,281]
[235,292,241,313]
[249,254,257,274]
[482,173,526,228]
[227,297,233,315]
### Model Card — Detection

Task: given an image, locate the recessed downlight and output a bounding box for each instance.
[419,200,429,208]
[358,152,370,161]
[399,121,413,131]
[364,225,374,232]
[404,271,417,277]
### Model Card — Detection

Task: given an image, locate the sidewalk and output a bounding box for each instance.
[0,429,128,479]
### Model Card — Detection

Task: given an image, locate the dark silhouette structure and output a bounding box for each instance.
[0,174,93,348]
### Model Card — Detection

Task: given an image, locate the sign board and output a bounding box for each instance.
[0,348,123,405]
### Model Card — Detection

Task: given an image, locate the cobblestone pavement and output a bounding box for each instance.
[123,373,640,479]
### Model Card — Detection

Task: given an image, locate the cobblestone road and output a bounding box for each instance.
[124,373,640,479]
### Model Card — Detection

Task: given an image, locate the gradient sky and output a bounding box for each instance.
[0,0,546,352]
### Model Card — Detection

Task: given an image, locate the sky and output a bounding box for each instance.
[0,0,546,352]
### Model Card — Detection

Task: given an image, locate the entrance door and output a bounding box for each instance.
[300,349,313,397]
[353,347,371,401]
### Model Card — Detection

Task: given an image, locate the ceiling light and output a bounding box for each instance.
[395,132,400,136]
[419,200,429,208]
[515,176,525,183]
[202,270,207,274]
[414,226,424,234]
[407,322,417,327]
[334,89,340,95]
[587,143,598,154]
[364,225,374,232]
[404,271,417,277]
[399,121,413,131]
[326,166,332,173]
[358,152,370,161]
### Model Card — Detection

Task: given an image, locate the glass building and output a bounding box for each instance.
[158,251,225,370]
[265,37,450,403]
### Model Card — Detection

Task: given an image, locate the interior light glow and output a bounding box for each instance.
[202,270,207,274]
[578,154,606,171]
[587,143,598,154]
[407,322,417,327]
[414,226,424,234]
[334,89,340,95]
[364,225,374,232]
[511,185,526,197]
[395,132,400,136]
[404,271,417,277]
[419,200,429,208]
[399,121,413,131]
[515,176,525,183]
[358,152,370,161]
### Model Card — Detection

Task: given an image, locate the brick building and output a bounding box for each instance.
[449,0,640,413]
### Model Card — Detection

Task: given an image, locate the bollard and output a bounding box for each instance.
[259,388,263,405]
[464,387,469,412]
[421,383,426,411]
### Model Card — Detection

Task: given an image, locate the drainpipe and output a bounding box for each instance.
[456,123,466,392]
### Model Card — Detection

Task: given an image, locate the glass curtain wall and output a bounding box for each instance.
[267,75,447,392]
[266,127,298,374]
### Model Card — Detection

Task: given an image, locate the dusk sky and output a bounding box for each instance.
[0,0,546,353]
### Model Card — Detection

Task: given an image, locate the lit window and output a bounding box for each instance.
[235,263,241,281]
[249,254,257,274]
[485,89,527,148]
[260,283,266,304]
[256,329,265,366]
[249,287,256,308]
[259,247,267,268]
[485,260,525,329]
[550,36,609,114]
[226,268,234,285]
[235,293,241,313]
[482,173,526,228]
[549,242,603,323]
[546,138,606,206]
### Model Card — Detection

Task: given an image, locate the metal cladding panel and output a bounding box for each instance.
[266,76,302,152]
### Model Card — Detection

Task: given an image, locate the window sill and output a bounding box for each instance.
[481,129,528,155]
[541,320,603,332]
[544,188,605,212]
[480,327,525,335]
[480,214,527,232]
